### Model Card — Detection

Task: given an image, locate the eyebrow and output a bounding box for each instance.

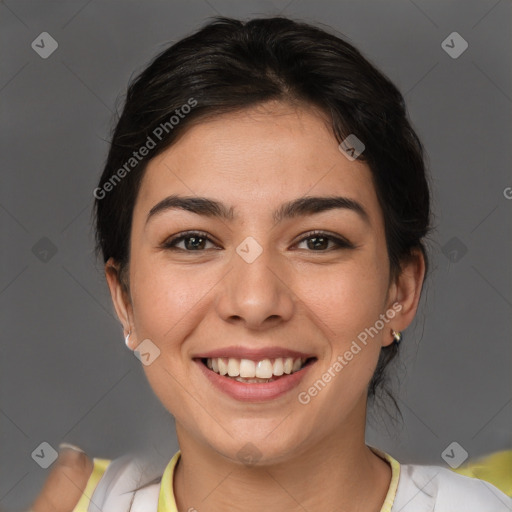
[146,194,370,226]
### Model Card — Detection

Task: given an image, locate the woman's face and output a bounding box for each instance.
[108,101,420,464]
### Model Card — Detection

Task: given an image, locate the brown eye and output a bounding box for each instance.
[296,231,354,251]
[162,231,216,251]
[306,235,329,250]
[183,235,207,250]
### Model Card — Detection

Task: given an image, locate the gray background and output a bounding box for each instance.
[1,0,511,509]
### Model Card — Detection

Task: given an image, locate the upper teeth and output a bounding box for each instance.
[206,357,306,378]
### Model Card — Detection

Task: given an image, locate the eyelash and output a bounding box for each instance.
[160,230,355,252]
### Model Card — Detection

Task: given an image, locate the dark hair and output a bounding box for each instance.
[93,16,430,407]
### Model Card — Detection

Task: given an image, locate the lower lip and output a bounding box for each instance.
[194,359,315,402]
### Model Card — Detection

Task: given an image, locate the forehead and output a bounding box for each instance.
[135,102,381,224]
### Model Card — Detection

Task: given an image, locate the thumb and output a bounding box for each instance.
[30,444,94,512]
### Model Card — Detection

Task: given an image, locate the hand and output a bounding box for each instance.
[29,445,93,512]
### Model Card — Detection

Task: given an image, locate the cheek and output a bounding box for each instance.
[129,256,220,346]
[293,260,387,420]
[296,255,389,345]
[128,258,213,414]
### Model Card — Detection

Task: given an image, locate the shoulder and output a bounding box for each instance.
[394,462,512,512]
[72,453,165,512]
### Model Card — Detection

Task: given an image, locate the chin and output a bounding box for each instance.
[207,430,306,468]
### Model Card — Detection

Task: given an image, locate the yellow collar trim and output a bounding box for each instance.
[369,446,401,512]
[74,457,111,512]
[158,451,181,512]
[158,448,400,512]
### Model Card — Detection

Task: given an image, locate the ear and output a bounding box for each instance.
[383,248,426,347]
[105,258,136,348]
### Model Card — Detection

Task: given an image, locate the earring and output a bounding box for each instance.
[124,331,132,349]
[391,329,402,345]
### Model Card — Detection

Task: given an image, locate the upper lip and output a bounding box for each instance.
[193,346,316,360]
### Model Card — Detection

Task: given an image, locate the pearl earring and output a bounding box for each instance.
[391,329,402,345]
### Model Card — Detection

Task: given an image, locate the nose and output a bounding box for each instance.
[215,243,295,330]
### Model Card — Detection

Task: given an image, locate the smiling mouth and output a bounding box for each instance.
[199,356,317,383]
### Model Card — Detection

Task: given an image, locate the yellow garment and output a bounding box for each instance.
[74,449,512,510]
[161,448,401,511]
[158,451,180,512]
[451,450,512,497]
[73,457,110,511]
[73,449,400,512]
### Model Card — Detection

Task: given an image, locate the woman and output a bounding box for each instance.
[30,16,512,512]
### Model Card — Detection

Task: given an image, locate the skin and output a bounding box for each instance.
[30,447,93,512]
[105,101,425,511]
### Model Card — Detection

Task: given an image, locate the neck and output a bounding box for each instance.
[173,408,391,511]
